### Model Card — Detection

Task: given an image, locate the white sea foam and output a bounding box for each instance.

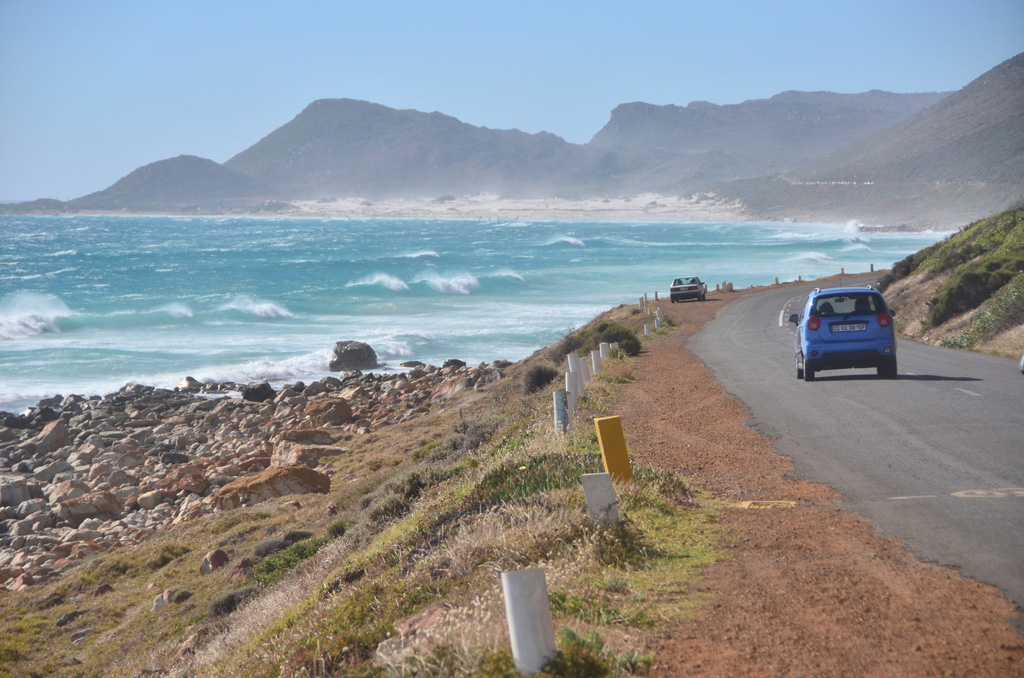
[377,341,415,357]
[155,302,194,318]
[789,251,836,264]
[0,292,71,340]
[400,250,440,259]
[545,235,585,247]
[189,351,331,385]
[413,272,480,295]
[217,296,293,319]
[346,273,409,292]
[489,268,525,282]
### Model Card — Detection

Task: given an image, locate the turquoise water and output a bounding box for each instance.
[0,215,945,412]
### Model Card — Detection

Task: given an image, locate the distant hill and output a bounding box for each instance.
[223,99,615,199]
[68,155,266,211]
[730,53,1024,227]
[2,53,1021,225]
[588,90,949,191]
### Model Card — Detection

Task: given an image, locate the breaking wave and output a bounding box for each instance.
[400,250,440,259]
[0,292,71,340]
[216,297,293,319]
[545,235,585,247]
[346,273,410,292]
[413,272,480,295]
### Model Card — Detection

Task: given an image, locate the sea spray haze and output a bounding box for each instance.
[0,215,945,411]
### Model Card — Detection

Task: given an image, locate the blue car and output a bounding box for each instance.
[788,286,897,381]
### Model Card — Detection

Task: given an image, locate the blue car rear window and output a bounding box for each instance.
[812,293,882,317]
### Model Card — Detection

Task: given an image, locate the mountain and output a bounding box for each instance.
[223,98,615,199]
[2,53,1020,225]
[729,53,1024,227]
[588,90,949,191]
[67,155,266,211]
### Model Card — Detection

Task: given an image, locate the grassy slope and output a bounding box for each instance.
[877,206,1024,356]
[0,309,721,678]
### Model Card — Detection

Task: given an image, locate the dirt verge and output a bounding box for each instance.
[615,290,1023,677]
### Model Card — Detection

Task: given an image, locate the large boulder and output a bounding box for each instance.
[328,341,379,371]
[304,398,353,425]
[271,441,346,467]
[32,419,69,455]
[0,476,38,507]
[56,491,121,527]
[213,465,330,511]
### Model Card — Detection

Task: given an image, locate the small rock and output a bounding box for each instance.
[200,549,229,575]
[57,610,84,627]
[152,589,175,612]
[241,382,276,403]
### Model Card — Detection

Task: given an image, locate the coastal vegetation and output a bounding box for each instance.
[878,206,1024,355]
[0,305,719,677]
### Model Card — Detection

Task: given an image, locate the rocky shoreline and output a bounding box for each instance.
[0,358,506,591]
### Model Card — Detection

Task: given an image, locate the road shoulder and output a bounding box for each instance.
[615,289,1023,676]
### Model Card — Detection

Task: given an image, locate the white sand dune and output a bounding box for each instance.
[286,192,745,222]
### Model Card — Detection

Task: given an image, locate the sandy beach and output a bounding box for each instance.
[284,192,747,221]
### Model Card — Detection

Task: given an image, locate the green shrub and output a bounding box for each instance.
[927,252,1024,327]
[554,628,656,676]
[548,589,653,627]
[209,586,258,618]
[253,535,329,587]
[523,363,560,394]
[940,271,1024,348]
[469,453,603,504]
[326,520,348,539]
[147,544,191,570]
[552,327,585,357]
[879,208,1024,290]
[575,320,642,357]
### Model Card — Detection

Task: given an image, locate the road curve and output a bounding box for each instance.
[689,276,1024,625]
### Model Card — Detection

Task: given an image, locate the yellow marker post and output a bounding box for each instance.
[594,416,632,482]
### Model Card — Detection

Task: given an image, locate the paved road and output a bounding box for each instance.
[689,276,1024,625]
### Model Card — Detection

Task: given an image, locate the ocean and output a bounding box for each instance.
[0,215,946,413]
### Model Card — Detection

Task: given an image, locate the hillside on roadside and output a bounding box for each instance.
[878,206,1024,356]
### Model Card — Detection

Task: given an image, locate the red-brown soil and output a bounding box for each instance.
[614,290,1023,677]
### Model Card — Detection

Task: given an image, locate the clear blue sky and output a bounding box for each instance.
[2,0,1022,201]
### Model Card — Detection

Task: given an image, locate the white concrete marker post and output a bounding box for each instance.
[565,372,577,416]
[654,316,661,330]
[599,342,610,359]
[553,391,569,433]
[567,352,580,376]
[567,352,584,395]
[643,324,649,336]
[580,358,591,385]
[591,350,601,375]
[581,473,620,526]
[501,567,557,675]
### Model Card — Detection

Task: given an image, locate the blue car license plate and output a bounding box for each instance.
[832,322,867,332]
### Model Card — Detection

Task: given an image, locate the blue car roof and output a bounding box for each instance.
[811,286,880,296]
